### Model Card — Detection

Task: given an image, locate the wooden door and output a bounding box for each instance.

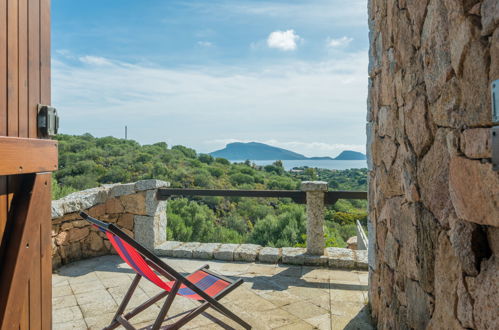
[0,0,57,329]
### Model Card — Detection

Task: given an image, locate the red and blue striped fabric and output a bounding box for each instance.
[104,230,229,300]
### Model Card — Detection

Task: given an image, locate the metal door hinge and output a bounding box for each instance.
[37,105,59,138]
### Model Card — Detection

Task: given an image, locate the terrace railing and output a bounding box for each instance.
[157,181,367,255]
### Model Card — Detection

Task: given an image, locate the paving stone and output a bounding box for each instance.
[211,260,250,276]
[287,285,330,301]
[52,306,83,324]
[53,319,88,330]
[326,247,356,269]
[330,270,362,284]
[234,244,262,262]
[52,284,73,297]
[239,308,299,329]
[258,289,302,307]
[282,247,307,265]
[358,272,369,285]
[282,300,329,320]
[245,263,281,276]
[307,293,331,311]
[171,242,201,258]
[52,295,77,309]
[274,264,303,278]
[107,285,151,310]
[330,289,366,304]
[83,312,115,329]
[275,320,316,330]
[192,243,221,259]
[214,244,239,261]
[154,241,183,257]
[304,313,332,330]
[75,289,115,307]
[69,279,105,294]
[95,271,132,288]
[51,254,372,329]
[302,266,333,281]
[78,299,118,318]
[225,287,277,312]
[258,247,281,263]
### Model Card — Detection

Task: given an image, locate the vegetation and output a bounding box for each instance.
[54,134,368,248]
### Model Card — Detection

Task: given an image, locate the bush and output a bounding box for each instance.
[198,154,214,164]
[215,157,230,165]
[229,173,254,185]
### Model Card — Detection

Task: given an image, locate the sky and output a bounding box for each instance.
[52,0,369,157]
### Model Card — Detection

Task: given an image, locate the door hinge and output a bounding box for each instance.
[37,105,59,138]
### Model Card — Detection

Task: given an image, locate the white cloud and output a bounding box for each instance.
[79,55,113,66]
[327,36,353,48]
[267,30,301,51]
[52,50,368,150]
[197,41,213,47]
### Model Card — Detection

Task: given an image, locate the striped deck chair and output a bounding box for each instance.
[80,212,251,330]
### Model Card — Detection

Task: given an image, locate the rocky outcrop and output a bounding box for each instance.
[367,0,499,328]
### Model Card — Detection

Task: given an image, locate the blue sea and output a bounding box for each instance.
[232,160,367,171]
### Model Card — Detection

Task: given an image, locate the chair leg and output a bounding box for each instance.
[123,290,169,321]
[105,274,142,330]
[151,280,181,330]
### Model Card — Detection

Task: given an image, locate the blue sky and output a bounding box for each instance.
[52,0,368,157]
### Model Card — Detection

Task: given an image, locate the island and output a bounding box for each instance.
[210,142,365,161]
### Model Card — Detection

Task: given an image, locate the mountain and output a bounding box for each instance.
[210,142,365,161]
[210,142,307,160]
[334,150,366,160]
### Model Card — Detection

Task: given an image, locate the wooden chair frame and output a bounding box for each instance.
[80,212,251,330]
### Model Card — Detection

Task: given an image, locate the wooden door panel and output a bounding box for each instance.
[0,173,51,329]
[0,0,54,328]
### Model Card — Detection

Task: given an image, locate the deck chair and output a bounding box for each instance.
[80,212,251,330]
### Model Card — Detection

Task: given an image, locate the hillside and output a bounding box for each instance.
[334,150,366,160]
[211,142,368,161]
[210,142,308,160]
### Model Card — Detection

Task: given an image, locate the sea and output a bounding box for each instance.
[232,159,368,171]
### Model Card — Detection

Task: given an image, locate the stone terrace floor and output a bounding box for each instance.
[52,255,373,330]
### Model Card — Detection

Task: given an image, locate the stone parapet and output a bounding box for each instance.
[51,180,169,268]
[51,179,368,271]
[154,242,368,270]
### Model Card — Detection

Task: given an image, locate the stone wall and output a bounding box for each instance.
[51,180,169,268]
[367,0,498,329]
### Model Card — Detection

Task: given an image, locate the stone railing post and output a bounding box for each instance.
[132,180,169,250]
[301,181,327,255]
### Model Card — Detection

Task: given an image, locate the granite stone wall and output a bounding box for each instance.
[367,0,499,329]
[51,180,169,269]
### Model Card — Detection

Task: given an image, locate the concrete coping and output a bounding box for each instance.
[300,181,328,192]
[52,179,170,219]
[155,241,367,270]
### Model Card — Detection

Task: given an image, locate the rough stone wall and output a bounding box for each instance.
[51,180,169,269]
[367,1,499,329]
